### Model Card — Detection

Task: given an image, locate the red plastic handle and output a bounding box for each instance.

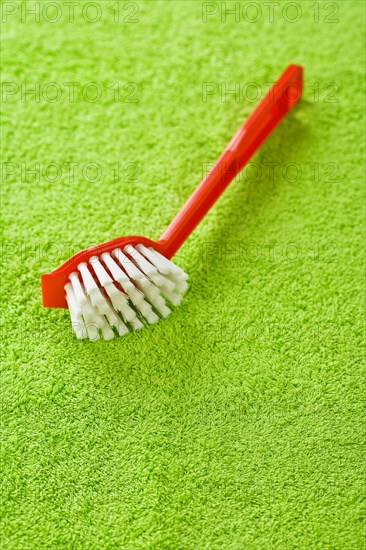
[159,64,303,258]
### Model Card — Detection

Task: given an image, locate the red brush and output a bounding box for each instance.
[41,64,303,340]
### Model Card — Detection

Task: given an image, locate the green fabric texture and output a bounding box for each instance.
[1,1,365,547]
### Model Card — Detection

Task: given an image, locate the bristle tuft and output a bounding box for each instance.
[65,243,188,340]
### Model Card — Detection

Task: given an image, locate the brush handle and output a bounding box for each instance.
[159,64,303,258]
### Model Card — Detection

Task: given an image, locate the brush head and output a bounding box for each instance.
[44,241,188,341]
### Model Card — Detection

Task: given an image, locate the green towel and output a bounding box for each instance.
[1,1,364,547]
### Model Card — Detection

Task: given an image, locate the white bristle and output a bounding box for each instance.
[137,279,160,302]
[159,288,184,306]
[101,252,130,285]
[86,325,99,341]
[104,283,129,313]
[150,247,188,279]
[103,299,128,336]
[113,248,143,280]
[166,273,189,293]
[134,276,160,299]
[154,274,176,292]
[89,256,114,286]
[130,318,144,330]
[149,271,172,289]
[145,293,171,318]
[100,320,115,341]
[124,245,158,278]
[91,292,110,316]
[65,283,86,339]
[84,296,114,341]
[65,243,189,340]
[136,244,171,274]
[65,282,83,322]
[77,263,108,315]
[78,262,99,294]
[122,279,146,305]
[103,282,143,328]
[69,272,88,307]
[82,298,101,341]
